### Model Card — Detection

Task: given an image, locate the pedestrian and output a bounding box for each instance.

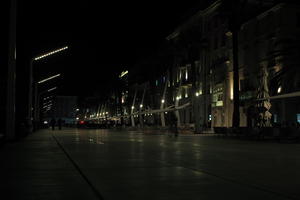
[58,118,62,130]
[50,118,56,130]
[169,112,178,137]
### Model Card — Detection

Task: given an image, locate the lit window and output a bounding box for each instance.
[297,114,300,123]
[156,80,158,86]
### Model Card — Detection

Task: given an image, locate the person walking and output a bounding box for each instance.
[50,118,56,130]
[169,112,178,137]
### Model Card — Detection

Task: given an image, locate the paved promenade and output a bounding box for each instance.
[1,128,300,200]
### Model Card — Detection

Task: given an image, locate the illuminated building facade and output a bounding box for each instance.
[123,1,300,130]
[85,1,300,130]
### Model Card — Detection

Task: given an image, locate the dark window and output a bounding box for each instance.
[297,12,300,27]
[221,34,226,46]
[214,36,218,49]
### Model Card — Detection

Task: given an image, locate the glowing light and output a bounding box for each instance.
[277,86,282,93]
[229,72,233,100]
[43,121,48,124]
[76,108,79,111]
[76,117,79,120]
[119,70,128,78]
[47,87,57,92]
[195,92,199,97]
[185,70,188,80]
[161,99,165,103]
[38,74,61,84]
[131,106,134,110]
[140,104,143,108]
[34,46,68,61]
[106,112,108,114]
[185,88,188,98]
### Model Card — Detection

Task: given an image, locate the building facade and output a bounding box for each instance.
[85,1,300,131]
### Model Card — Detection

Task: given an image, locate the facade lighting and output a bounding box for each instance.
[38,74,61,84]
[34,46,68,61]
[277,86,282,93]
[185,70,188,80]
[47,87,57,92]
[119,70,128,78]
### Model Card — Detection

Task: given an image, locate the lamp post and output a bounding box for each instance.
[28,46,68,133]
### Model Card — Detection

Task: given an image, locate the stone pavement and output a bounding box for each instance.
[1,128,300,200]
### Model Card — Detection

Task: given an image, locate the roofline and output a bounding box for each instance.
[166,0,221,41]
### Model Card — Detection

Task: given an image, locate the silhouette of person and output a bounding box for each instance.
[50,118,56,130]
[58,118,62,130]
[169,112,178,137]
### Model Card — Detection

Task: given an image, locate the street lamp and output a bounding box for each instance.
[28,46,68,132]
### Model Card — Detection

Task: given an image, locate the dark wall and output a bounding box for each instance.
[0,1,10,134]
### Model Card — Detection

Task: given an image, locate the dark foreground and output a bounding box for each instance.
[1,128,300,200]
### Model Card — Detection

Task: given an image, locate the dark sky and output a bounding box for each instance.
[19,0,211,97]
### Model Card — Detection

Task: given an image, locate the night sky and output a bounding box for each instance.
[19,0,212,97]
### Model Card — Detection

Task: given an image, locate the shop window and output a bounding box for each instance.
[214,36,218,49]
